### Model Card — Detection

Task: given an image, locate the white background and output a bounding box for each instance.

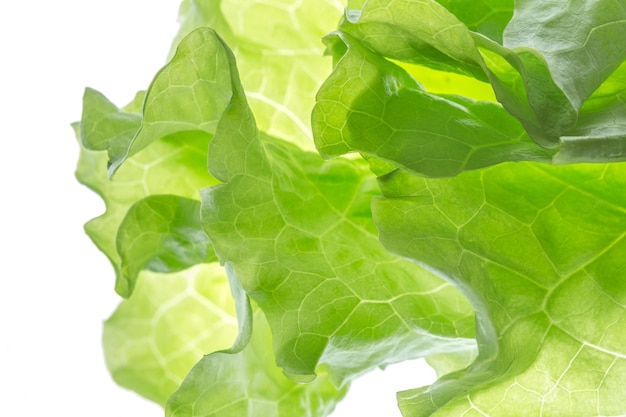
[0,1,435,415]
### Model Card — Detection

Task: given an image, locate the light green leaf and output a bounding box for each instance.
[170,0,235,54]
[313,33,555,177]
[79,88,142,165]
[166,311,348,417]
[103,264,239,406]
[320,0,626,162]
[201,34,475,382]
[75,94,216,296]
[108,0,347,168]
[475,0,626,147]
[394,61,497,103]
[340,0,486,80]
[116,195,215,295]
[110,28,235,173]
[372,162,626,416]
[170,0,345,149]
[105,261,343,416]
[473,36,577,147]
[76,1,626,415]
[426,348,478,379]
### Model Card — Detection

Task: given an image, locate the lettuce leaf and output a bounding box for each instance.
[314,0,626,172]
[166,311,347,417]
[374,162,626,416]
[168,0,346,149]
[103,264,238,405]
[74,0,626,416]
[200,37,475,383]
[77,10,475,417]
[76,90,217,296]
[312,32,555,177]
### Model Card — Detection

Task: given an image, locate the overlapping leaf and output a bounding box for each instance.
[558,61,626,163]
[103,264,238,405]
[170,0,346,149]
[76,90,216,296]
[313,32,555,177]
[371,161,626,416]
[116,195,216,294]
[166,311,347,417]
[105,262,346,416]
[434,0,513,44]
[200,28,475,383]
[76,1,626,416]
[79,22,476,416]
[109,28,235,173]
[503,0,626,110]
[313,0,626,174]
[311,1,626,415]
[76,25,343,415]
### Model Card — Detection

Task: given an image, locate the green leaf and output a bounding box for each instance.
[110,28,235,173]
[170,0,345,149]
[75,97,216,296]
[473,36,578,147]
[201,33,475,382]
[394,61,497,103]
[166,311,348,417]
[103,264,239,406]
[372,162,626,416]
[474,0,626,147]
[556,61,626,163]
[426,348,478,379]
[503,0,626,110]
[79,88,142,165]
[313,33,555,177]
[116,195,216,295]
[319,0,626,162]
[340,0,486,80]
[434,0,513,44]
[205,138,477,382]
[76,1,626,415]
[105,260,343,416]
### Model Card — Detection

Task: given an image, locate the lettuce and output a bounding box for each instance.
[75,1,626,416]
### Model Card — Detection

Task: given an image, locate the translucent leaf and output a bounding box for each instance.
[373,162,626,416]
